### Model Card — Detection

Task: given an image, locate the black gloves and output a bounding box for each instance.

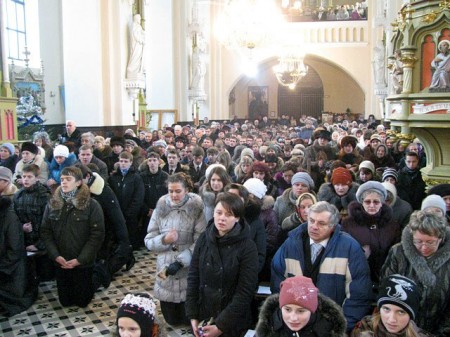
[166,261,183,276]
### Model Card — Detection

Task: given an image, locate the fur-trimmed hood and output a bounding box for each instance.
[256,293,346,337]
[262,194,275,211]
[156,192,204,219]
[88,172,105,196]
[1,183,17,197]
[49,184,92,211]
[347,201,393,228]
[400,225,450,288]
[0,196,12,212]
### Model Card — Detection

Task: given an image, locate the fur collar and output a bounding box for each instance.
[347,201,393,227]
[1,183,17,197]
[88,172,105,195]
[256,293,346,337]
[0,196,12,211]
[156,193,204,219]
[49,184,92,211]
[401,226,450,287]
[261,195,275,211]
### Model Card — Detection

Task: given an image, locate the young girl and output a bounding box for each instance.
[256,275,346,337]
[351,275,433,337]
[116,293,159,337]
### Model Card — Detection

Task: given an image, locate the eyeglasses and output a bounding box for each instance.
[363,199,381,205]
[413,239,440,248]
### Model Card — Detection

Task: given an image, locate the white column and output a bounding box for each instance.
[0,0,10,84]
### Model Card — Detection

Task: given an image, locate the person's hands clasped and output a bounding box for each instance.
[164,229,178,244]
[200,324,222,337]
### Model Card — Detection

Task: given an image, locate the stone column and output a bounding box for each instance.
[400,49,417,94]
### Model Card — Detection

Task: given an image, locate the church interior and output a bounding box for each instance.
[1,0,450,336]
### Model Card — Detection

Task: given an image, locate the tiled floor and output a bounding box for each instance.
[0,249,194,337]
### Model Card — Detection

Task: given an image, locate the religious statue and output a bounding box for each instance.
[373,42,386,86]
[389,49,404,94]
[126,14,146,79]
[190,40,206,92]
[430,40,450,91]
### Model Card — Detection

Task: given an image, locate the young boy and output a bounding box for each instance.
[108,151,144,250]
[41,166,105,307]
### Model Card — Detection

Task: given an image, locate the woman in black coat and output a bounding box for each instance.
[185,192,258,337]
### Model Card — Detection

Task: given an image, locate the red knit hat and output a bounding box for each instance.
[279,276,318,313]
[331,167,353,186]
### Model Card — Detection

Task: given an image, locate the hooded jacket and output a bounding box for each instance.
[256,293,347,337]
[381,227,450,336]
[40,185,105,267]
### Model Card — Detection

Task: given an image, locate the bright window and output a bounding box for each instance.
[5,0,27,61]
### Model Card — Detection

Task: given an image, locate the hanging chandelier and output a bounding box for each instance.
[273,55,309,89]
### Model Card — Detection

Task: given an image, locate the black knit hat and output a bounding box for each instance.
[116,293,156,337]
[110,136,126,148]
[428,183,450,198]
[21,141,39,155]
[377,275,420,320]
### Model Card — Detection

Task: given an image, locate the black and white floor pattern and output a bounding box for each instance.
[0,249,194,337]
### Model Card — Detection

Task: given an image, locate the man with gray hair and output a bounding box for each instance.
[271,201,373,332]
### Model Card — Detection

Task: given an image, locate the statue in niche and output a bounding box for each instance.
[127,14,146,78]
[389,49,404,94]
[373,42,386,86]
[430,40,450,91]
[190,38,206,93]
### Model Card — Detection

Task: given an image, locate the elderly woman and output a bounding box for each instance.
[282,192,318,232]
[0,143,19,173]
[381,211,450,336]
[93,135,112,161]
[342,181,401,286]
[274,171,315,226]
[33,131,53,162]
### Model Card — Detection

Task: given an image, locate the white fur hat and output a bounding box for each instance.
[243,178,267,199]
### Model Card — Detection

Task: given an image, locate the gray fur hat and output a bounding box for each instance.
[356,181,387,203]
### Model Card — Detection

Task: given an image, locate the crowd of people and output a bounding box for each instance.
[0,114,449,337]
[312,2,368,21]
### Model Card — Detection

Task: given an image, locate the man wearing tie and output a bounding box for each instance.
[162,149,188,176]
[188,146,208,193]
[271,201,372,333]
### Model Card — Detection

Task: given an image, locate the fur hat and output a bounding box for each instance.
[314,129,331,141]
[110,136,126,148]
[241,148,255,160]
[356,181,387,203]
[370,134,381,142]
[265,154,278,163]
[428,184,450,198]
[1,143,15,155]
[116,293,156,337]
[53,145,69,158]
[279,276,318,313]
[358,160,375,175]
[382,168,398,182]
[125,139,137,147]
[205,163,226,180]
[153,140,167,148]
[0,167,12,183]
[291,172,315,190]
[331,167,353,186]
[252,161,270,173]
[21,142,39,155]
[377,275,420,320]
[421,195,446,216]
[243,178,267,199]
[340,135,358,148]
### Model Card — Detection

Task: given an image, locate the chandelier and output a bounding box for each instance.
[273,55,309,89]
[215,0,283,50]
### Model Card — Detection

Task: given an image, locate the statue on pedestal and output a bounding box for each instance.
[389,50,404,94]
[430,40,450,91]
[127,14,145,79]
